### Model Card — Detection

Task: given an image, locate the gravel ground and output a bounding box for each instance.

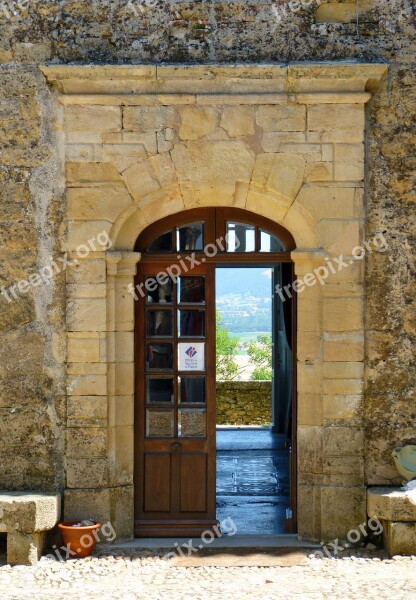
[0,548,415,600]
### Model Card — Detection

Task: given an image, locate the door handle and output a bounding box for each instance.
[171,442,181,452]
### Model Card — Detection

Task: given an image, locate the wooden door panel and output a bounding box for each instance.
[180,453,207,512]
[144,453,171,512]
[135,261,217,536]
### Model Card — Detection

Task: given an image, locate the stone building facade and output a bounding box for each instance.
[0,1,414,545]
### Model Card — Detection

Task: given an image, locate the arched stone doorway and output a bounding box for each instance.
[42,63,387,542]
[132,207,297,536]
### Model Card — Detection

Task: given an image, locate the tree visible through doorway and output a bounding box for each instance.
[215,266,290,535]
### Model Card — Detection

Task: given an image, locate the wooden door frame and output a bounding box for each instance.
[134,207,297,535]
[134,261,217,536]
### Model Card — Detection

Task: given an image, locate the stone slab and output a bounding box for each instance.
[0,492,61,534]
[368,487,416,522]
[103,534,319,550]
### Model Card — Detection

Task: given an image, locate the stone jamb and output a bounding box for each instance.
[106,252,141,491]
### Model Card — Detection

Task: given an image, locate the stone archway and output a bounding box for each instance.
[42,63,387,541]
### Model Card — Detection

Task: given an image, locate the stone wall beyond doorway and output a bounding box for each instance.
[37,63,388,541]
[216,381,272,426]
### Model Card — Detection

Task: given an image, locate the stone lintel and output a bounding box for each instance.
[55,92,373,106]
[41,63,388,98]
[296,93,372,104]
[58,94,197,106]
[287,63,388,93]
[40,64,157,82]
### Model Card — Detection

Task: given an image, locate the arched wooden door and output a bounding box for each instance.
[133,208,296,537]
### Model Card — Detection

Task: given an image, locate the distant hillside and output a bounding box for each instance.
[216,267,271,298]
[216,268,272,333]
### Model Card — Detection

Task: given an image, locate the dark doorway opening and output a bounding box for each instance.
[215,265,293,535]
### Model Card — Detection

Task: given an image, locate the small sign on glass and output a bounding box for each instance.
[178,342,205,371]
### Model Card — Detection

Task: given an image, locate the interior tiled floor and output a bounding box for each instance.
[216,428,290,535]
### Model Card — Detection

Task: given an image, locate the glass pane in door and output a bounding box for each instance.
[178,342,205,371]
[146,377,174,404]
[147,310,173,337]
[178,310,205,337]
[178,277,205,304]
[145,278,173,304]
[177,222,204,251]
[146,343,174,371]
[146,409,174,437]
[226,222,255,252]
[179,377,206,404]
[178,409,206,437]
[147,230,173,253]
[260,230,286,252]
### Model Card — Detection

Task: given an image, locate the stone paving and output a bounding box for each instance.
[217,429,289,535]
[0,548,415,600]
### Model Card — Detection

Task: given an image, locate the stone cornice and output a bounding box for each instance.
[40,62,388,103]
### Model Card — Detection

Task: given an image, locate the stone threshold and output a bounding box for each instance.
[100,534,320,550]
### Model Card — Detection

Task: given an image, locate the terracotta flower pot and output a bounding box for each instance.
[58,520,101,558]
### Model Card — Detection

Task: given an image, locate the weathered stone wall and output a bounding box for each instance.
[216,381,272,426]
[0,1,414,508]
[0,62,66,491]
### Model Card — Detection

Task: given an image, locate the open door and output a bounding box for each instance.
[272,263,297,533]
[134,262,217,536]
[272,264,292,435]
